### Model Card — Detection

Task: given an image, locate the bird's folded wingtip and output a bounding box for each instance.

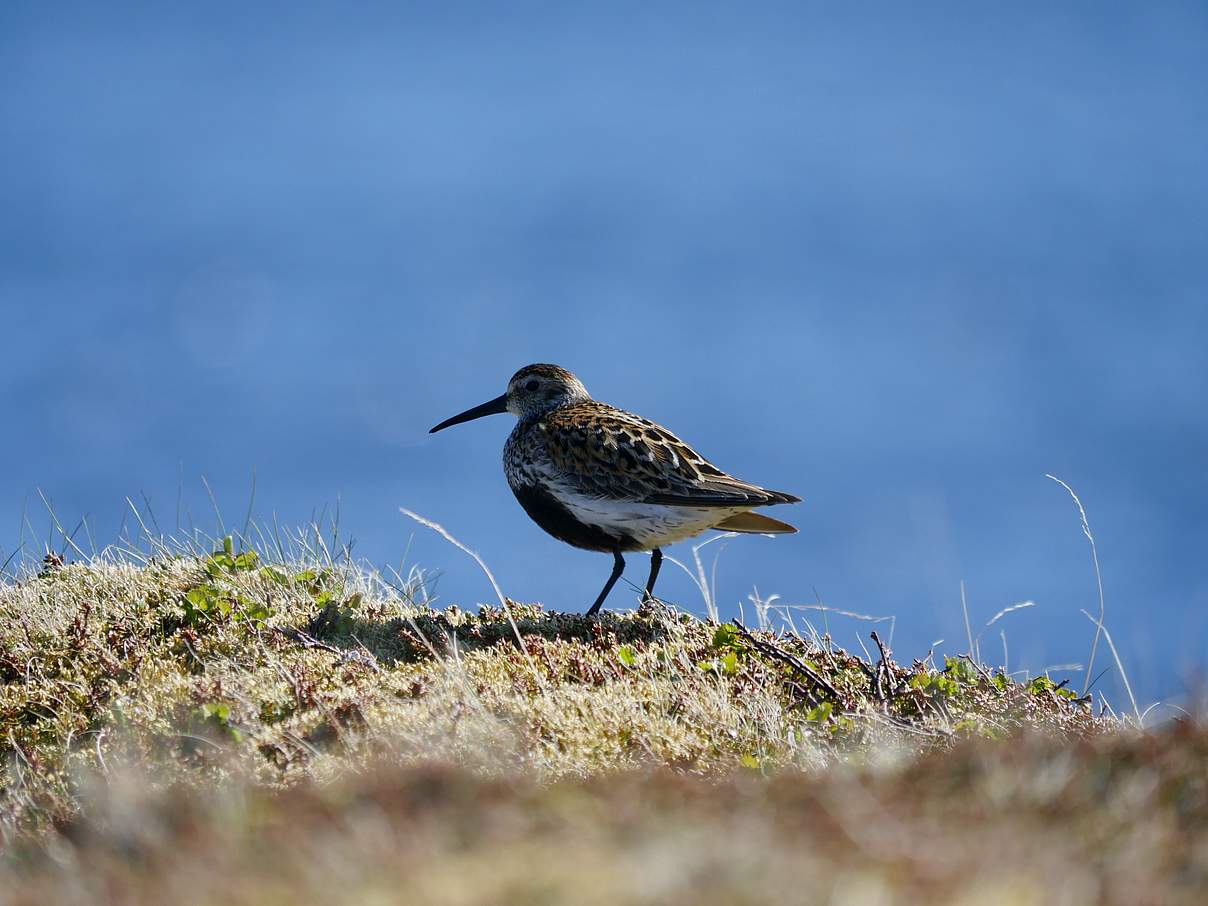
[764,489,801,505]
[712,511,797,534]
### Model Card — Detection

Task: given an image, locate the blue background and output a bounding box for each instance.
[2,2,1206,708]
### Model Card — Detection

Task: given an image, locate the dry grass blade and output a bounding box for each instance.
[1045,474,1115,701]
[984,600,1036,629]
[1079,609,1141,723]
[961,580,976,662]
[398,506,529,656]
[664,531,737,621]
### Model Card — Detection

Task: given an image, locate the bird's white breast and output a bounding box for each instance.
[553,488,744,549]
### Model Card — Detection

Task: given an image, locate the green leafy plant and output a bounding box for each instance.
[805,702,833,723]
[1027,675,1079,700]
[181,538,273,626]
[204,536,260,577]
[697,648,741,676]
[711,623,742,651]
[196,701,242,742]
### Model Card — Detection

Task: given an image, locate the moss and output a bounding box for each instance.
[2,549,1107,842]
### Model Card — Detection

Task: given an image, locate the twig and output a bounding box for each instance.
[732,619,841,702]
[274,626,381,672]
[869,630,896,701]
[275,626,342,654]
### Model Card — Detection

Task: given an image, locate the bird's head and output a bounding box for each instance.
[504,364,590,418]
[429,364,590,433]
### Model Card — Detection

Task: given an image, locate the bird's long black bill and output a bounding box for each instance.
[429,393,508,433]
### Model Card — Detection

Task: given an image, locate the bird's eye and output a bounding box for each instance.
[525,380,539,391]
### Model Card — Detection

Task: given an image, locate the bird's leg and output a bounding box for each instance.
[644,548,663,602]
[585,551,625,617]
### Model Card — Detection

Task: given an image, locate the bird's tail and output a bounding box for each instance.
[712,511,797,534]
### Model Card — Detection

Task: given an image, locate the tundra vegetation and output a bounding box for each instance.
[0,530,1203,905]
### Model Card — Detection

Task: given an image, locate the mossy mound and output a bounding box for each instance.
[2,544,1107,842]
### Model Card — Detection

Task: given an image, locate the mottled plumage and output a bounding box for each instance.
[430,364,800,615]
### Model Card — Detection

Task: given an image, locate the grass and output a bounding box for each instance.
[0,528,1203,904]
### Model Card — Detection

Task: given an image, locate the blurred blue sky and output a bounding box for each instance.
[2,2,1206,706]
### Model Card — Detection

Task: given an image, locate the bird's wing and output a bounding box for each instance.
[540,403,800,507]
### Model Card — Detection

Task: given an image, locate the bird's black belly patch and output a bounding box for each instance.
[511,484,637,553]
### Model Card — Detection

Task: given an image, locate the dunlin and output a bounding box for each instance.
[430,364,800,615]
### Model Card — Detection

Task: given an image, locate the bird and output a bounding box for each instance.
[429,364,800,616]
